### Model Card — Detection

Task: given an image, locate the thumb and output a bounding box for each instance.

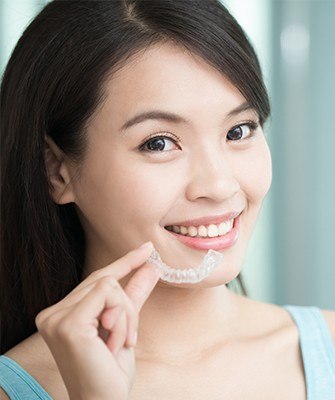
[123,260,160,313]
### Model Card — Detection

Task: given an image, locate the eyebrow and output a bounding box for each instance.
[119,101,256,133]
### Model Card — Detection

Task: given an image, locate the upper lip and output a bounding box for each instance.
[165,211,242,228]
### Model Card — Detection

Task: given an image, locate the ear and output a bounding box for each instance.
[44,135,76,205]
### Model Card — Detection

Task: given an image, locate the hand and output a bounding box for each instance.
[35,242,159,400]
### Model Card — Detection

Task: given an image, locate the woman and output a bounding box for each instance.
[1,1,334,399]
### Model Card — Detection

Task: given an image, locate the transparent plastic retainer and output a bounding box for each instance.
[146,246,224,284]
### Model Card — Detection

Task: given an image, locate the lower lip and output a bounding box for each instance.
[165,215,240,251]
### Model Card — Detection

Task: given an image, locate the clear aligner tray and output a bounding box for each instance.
[146,247,224,284]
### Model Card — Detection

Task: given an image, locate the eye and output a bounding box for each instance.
[139,133,180,153]
[227,122,258,141]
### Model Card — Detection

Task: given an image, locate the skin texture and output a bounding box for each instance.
[3,42,335,399]
[50,42,272,359]
[76,44,271,284]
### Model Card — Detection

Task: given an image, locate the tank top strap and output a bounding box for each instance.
[284,305,335,400]
[0,355,52,400]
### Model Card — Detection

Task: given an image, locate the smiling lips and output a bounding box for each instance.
[164,213,241,251]
[165,218,234,238]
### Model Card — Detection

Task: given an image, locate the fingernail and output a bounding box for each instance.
[140,241,153,249]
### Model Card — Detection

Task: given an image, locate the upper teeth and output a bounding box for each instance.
[166,219,234,238]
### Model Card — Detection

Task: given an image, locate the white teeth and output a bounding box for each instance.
[207,224,219,238]
[198,225,208,237]
[167,219,234,238]
[218,222,227,235]
[187,226,198,237]
[219,220,232,235]
[180,226,188,235]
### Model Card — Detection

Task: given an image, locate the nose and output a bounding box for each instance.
[185,145,240,202]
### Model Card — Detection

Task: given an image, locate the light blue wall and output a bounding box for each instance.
[270,0,335,309]
[0,1,42,70]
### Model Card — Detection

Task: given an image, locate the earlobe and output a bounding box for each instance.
[44,135,75,205]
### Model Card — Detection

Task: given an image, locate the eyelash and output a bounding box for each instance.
[138,120,259,153]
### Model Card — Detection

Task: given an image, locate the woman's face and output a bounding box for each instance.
[71,43,272,288]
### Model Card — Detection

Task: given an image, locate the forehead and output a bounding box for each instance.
[98,43,247,124]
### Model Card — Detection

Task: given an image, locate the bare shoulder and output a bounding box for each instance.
[320,308,335,345]
[4,332,43,371]
[236,294,293,327]
[230,294,298,344]
[0,387,10,399]
[2,333,47,392]
[237,295,335,342]
[4,331,59,376]
[0,337,37,400]
[3,334,68,400]
[245,298,335,347]
[0,335,42,400]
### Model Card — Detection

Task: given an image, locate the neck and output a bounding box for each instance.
[128,282,242,365]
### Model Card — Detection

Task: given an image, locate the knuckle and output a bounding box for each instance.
[95,277,124,305]
[35,310,46,328]
[36,313,56,335]
[36,307,72,338]
[95,279,115,293]
[97,276,118,290]
[35,307,53,330]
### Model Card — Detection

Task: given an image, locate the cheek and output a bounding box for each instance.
[120,164,183,223]
[233,141,272,202]
[84,158,181,227]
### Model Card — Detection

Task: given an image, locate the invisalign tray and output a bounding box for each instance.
[146,246,224,284]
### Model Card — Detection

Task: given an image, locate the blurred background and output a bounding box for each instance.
[1,0,334,309]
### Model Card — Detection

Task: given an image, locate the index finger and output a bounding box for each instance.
[64,242,155,299]
[106,242,155,281]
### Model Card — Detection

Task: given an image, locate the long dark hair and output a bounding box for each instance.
[1,0,270,354]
